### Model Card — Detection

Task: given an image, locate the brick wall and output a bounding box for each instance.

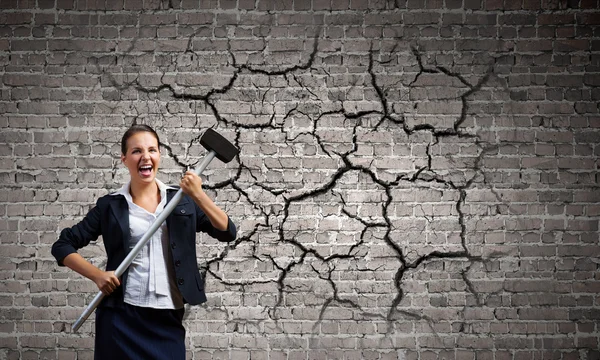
[1,0,599,359]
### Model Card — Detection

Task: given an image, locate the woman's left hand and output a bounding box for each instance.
[179,170,229,231]
[179,171,204,200]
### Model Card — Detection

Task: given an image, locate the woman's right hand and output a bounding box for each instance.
[93,271,121,296]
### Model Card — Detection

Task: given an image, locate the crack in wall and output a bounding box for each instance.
[99,30,507,343]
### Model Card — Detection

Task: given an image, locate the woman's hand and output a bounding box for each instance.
[179,170,229,231]
[62,253,122,296]
[93,270,121,296]
[179,170,204,200]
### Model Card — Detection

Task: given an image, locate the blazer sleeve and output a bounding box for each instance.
[51,200,102,266]
[194,202,237,242]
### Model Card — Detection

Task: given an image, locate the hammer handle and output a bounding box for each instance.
[72,151,216,332]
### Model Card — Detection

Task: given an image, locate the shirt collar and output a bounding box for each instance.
[110,179,175,199]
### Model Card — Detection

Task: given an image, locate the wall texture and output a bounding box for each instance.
[1,0,599,359]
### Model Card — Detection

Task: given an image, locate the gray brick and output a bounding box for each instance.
[0,3,599,358]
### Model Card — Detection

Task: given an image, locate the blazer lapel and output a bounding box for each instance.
[166,189,176,231]
[166,188,188,231]
[108,195,130,252]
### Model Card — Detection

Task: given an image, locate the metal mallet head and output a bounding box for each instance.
[200,128,238,163]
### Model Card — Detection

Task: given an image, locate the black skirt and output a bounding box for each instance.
[94,303,185,360]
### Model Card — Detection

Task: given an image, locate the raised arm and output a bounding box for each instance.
[179,170,236,242]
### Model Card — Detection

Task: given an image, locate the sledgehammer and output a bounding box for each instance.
[72,129,238,332]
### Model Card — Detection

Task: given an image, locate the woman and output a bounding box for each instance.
[52,124,236,359]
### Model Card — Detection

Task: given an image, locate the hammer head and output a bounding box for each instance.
[200,128,239,163]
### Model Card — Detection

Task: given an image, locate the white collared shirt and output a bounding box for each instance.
[111,179,184,309]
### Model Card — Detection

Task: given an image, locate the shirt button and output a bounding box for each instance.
[175,260,181,267]
[171,243,176,249]
[180,209,186,214]
[178,278,184,285]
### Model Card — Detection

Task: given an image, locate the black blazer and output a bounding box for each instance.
[51,187,236,308]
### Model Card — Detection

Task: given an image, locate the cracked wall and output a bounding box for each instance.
[1,1,599,359]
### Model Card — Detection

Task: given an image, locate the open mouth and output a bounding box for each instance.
[138,164,153,177]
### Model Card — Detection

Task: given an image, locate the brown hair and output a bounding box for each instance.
[121,124,160,155]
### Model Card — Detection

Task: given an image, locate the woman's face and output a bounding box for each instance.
[121,131,161,186]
